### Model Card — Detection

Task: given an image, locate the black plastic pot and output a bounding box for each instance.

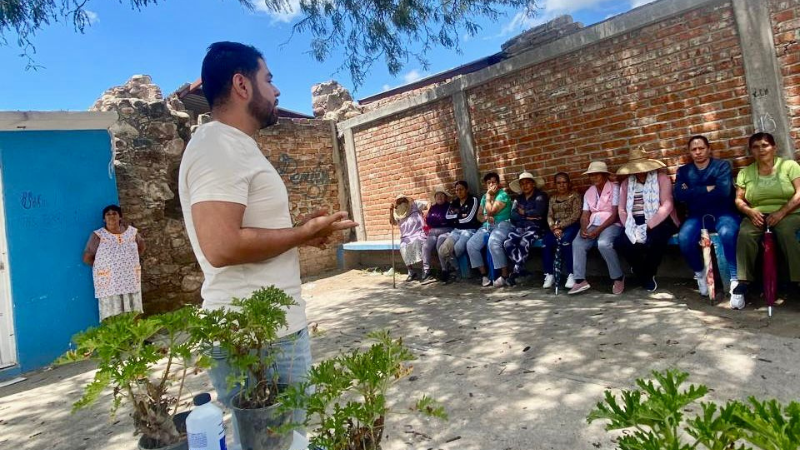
[231,394,292,450]
[137,411,190,450]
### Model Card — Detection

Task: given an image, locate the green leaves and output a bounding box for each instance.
[60,308,206,445]
[278,331,446,450]
[196,286,297,409]
[588,370,800,450]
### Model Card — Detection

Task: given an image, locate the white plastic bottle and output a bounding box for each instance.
[186,393,227,450]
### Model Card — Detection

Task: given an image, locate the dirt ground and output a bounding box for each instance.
[1,269,799,450]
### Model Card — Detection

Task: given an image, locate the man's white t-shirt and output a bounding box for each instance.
[179,121,306,336]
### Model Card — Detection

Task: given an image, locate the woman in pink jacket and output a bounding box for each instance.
[614,147,681,292]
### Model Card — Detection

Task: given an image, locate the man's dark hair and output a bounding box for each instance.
[482,172,500,183]
[102,204,122,218]
[201,41,264,109]
[748,132,776,148]
[455,180,470,191]
[687,135,710,149]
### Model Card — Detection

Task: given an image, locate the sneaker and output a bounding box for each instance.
[729,279,739,294]
[565,273,576,289]
[730,293,745,310]
[405,271,419,282]
[645,276,657,292]
[568,281,591,295]
[696,275,709,296]
[421,270,434,282]
[493,276,508,287]
[542,274,555,289]
[613,278,625,295]
[481,276,492,287]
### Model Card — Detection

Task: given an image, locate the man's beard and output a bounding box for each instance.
[248,84,279,128]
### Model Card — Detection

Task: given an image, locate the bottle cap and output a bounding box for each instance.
[193,393,211,406]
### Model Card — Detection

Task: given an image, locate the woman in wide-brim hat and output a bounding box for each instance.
[504,171,549,281]
[568,160,625,296]
[614,147,681,293]
[421,186,457,282]
[389,194,428,282]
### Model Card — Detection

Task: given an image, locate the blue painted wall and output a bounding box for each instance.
[0,130,118,372]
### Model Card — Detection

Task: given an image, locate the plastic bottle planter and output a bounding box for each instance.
[232,391,292,450]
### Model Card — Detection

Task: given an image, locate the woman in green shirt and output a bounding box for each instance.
[732,132,800,309]
[466,172,514,287]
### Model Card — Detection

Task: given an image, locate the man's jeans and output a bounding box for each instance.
[678,213,739,279]
[208,327,313,443]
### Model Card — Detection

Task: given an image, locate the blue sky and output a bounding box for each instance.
[0,0,651,115]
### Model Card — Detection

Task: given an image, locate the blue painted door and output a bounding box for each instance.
[0,130,118,372]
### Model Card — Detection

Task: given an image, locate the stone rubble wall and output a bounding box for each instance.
[93,77,348,313]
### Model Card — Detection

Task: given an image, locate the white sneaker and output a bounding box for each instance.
[729,279,739,294]
[696,275,709,296]
[493,276,507,287]
[542,274,555,289]
[730,293,745,310]
[481,276,492,287]
[565,273,576,289]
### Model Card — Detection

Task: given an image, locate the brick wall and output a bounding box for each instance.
[468,1,751,192]
[255,118,346,277]
[770,0,800,157]
[353,99,462,239]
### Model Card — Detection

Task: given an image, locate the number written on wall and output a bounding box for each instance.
[20,191,45,210]
[752,88,769,98]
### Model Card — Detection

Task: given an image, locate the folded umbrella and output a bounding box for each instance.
[700,215,716,302]
[763,226,777,317]
[554,234,562,295]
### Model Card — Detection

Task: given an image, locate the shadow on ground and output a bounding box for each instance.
[1,270,798,450]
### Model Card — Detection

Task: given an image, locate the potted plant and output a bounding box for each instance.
[58,307,207,450]
[196,286,297,450]
[278,330,447,450]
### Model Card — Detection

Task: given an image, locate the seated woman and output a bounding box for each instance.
[732,132,800,310]
[421,186,456,282]
[615,147,681,292]
[542,172,582,290]
[389,194,428,282]
[466,172,514,287]
[503,172,549,280]
[674,135,740,296]
[568,161,625,295]
[439,180,481,281]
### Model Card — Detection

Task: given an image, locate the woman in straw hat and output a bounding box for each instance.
[614,147,680,293]
[732,132,800,310]
[674,135,740,299]
[568,161,625,295]
[542,172,582,290]
[503,171,549,282]
[389,194,428,282]
[466,172,514,287]
[421,186,456,282]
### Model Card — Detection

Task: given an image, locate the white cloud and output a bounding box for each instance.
[544,0,610,14]
[382,84,391,91]
[253,0,302,23]
[403,69,423,84]
[85,10,99,25]
[630,0,655,7]
[500,11,546,37]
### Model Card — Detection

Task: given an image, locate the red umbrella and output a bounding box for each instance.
[699,215,716,302]
[763,226,777,317]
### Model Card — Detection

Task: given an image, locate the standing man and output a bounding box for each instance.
[179,41,358,440]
